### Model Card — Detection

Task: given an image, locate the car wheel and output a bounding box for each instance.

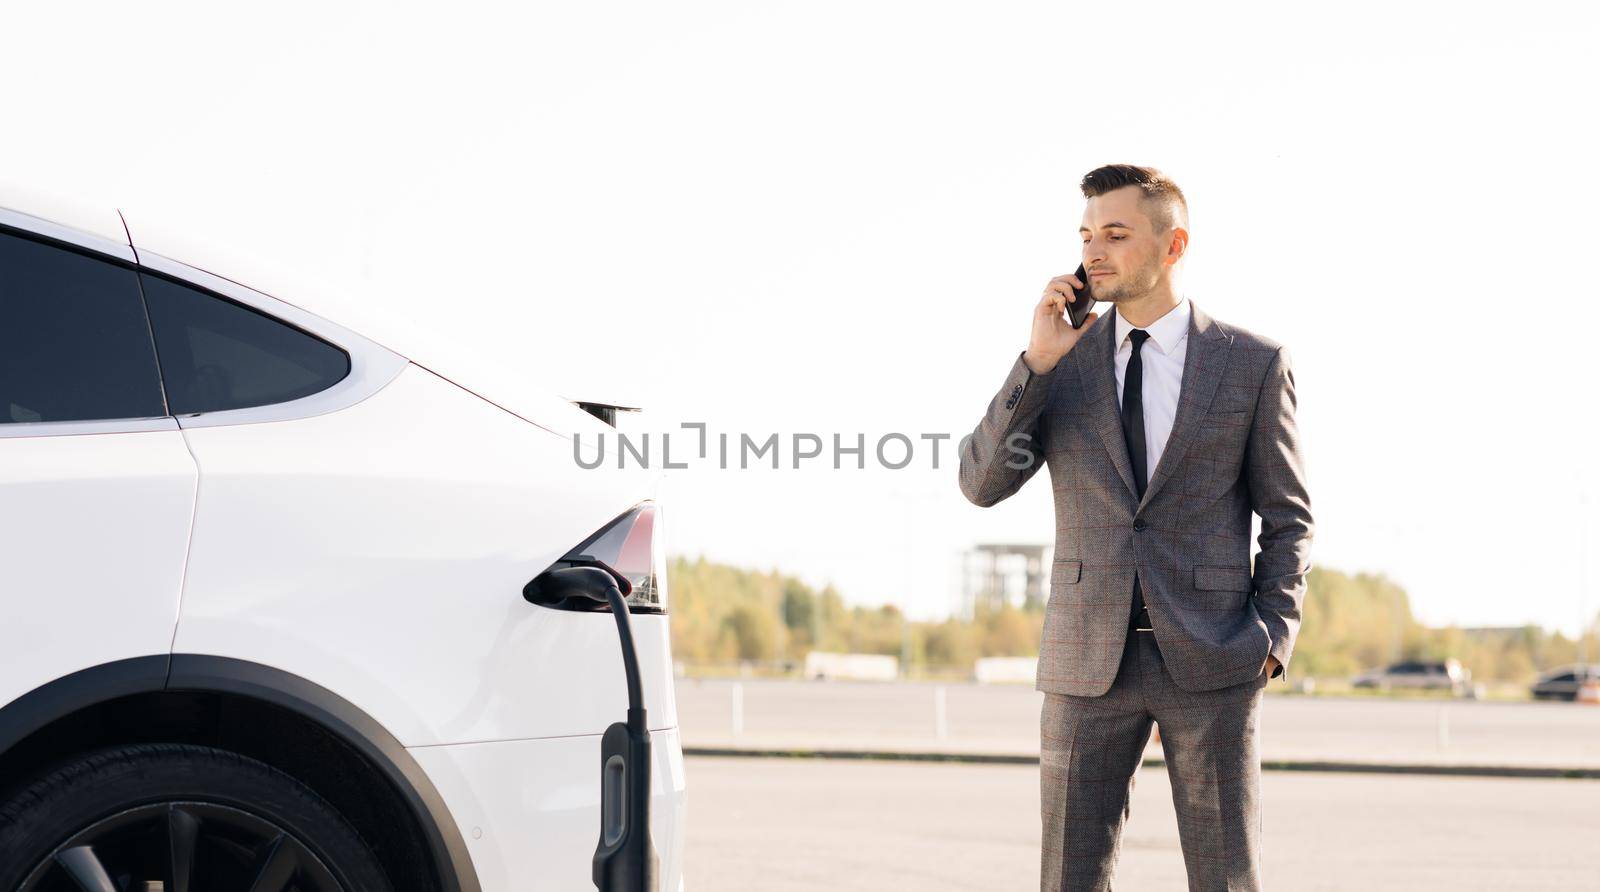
[0,743,391,891]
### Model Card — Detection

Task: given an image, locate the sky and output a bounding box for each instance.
[5,1,1598,634]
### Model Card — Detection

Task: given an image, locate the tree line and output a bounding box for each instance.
[666,555,1600,682]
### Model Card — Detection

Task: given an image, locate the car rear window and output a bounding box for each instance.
[140,274,350,416]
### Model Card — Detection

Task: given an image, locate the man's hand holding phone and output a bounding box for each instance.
[1023,270,1099,375]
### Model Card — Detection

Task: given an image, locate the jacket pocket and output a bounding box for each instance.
[1052,559,1082,585]
[1193,565,1252,592]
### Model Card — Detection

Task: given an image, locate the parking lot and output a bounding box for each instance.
[675,678,1600,770]
[684,755,1600,891]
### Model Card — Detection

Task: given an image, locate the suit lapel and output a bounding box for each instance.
[1139,300,1233,510]
[1074,309,1140,501]
[1076,299,1236,511]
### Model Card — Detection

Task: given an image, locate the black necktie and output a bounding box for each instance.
[1122,329,1152,629]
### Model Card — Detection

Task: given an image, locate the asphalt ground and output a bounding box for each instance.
[683,754,1600,891]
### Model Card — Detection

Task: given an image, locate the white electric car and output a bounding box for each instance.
[0,198,685,890]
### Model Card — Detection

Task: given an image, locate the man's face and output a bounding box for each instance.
[1078,185,1176,303]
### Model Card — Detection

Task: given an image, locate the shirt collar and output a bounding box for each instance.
[1115,298,1192,355]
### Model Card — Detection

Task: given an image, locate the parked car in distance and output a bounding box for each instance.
[1530,664,1600,701]
[1351,659,1473,695]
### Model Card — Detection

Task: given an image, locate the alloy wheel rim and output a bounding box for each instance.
[20,800,344,892]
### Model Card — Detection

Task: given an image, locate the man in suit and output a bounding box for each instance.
[958,164,1313,891]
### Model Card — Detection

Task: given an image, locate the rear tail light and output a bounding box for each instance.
[537,502,667,613]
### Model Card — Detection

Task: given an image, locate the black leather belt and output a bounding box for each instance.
[1129,606,1154,633]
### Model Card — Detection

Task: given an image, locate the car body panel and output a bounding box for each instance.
[0,426,196,712]
[169,362,678,746]
[2,198,685,887]
[410,728,687,891]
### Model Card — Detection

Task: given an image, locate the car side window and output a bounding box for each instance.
[140,274,350,416]
[0,230,166,424]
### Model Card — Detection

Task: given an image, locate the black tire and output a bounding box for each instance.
[0,743,391,891]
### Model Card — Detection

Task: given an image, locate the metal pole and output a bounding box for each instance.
[902,613,912,679]
[1392,585,1404,664]
[1579,490,1591,666]
[902,493,915,678]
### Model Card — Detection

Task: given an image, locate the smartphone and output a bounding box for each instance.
[1065,263,1097,329]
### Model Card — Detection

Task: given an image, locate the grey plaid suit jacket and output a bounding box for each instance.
[959,300,1313,696]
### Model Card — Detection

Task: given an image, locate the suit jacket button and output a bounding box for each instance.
[1133,519,1147,532]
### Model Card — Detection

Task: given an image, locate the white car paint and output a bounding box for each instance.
[171,361,679,745]
[0,425,196,710]
[0,198,685,889]
[411,728,687,890]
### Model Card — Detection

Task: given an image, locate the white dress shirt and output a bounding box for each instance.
[1114,298,1191,486]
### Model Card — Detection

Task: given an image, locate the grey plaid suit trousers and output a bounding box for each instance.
[1040,625,1268,890]
[958,300,1313,891]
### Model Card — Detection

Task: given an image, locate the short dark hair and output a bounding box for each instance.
[1079,164,1189,234]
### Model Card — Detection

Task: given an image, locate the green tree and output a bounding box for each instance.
[667,555,1588,683]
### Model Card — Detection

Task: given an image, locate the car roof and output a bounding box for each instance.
[1541,664,1600,676]
[0,187,129,246]
[0,192,616,443]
